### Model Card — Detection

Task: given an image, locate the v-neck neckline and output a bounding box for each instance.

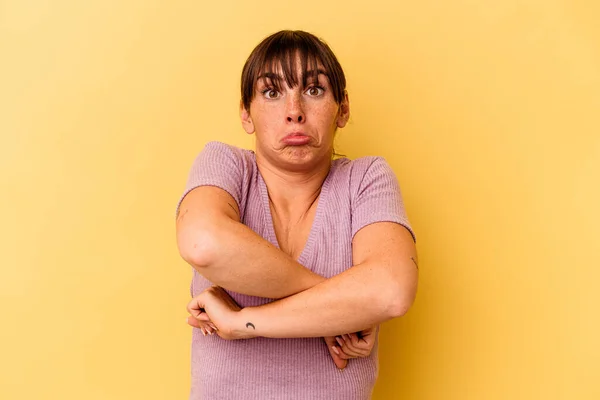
[256,161,334,265]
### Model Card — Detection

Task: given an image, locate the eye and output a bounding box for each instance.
[262,88,280,99]
[306,86,324,96]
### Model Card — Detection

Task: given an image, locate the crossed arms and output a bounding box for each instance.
[176,185,419,339]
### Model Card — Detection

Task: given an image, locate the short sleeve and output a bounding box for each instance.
[175,141,245,218]
[351,157,416,242]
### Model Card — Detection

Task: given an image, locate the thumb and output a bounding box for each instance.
[187,315,202,328]
[323,337,348,370]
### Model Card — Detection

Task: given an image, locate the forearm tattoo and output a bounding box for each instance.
[411,257,419,270]
[246,322,256,330]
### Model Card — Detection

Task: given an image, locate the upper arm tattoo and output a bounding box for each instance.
[176,208,188,223]
[411,257,419,270]
[227,201,239,218]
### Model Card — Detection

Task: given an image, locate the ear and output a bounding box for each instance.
[336,91,350,128]
[240,101,255,134]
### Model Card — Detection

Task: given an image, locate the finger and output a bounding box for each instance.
[348,333,371,356]
[340,335,362,355]
[336,336,361,358]
[330,338,353,360]
[187,316,208,330]
[187,298,210,321]
[187,299,204,318]
[352,334,373,356]
[207,323,218,334]
[348,333,370,351]
[324,337,349,369]
[187,316,214,335]
[350,331,376,357]
[187,316,202,328]
[196,312,211,322]
[330,346,349,368]
[358,327,376,343]
[333,346,353,360]
[338,335,365,358]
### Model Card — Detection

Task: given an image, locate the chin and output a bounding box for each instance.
[281,146,329,169]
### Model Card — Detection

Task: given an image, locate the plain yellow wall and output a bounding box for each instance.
[1,1,599,399]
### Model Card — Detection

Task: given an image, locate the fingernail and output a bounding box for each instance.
[331,346,340,355]
[336,337,344,346]
[201,330,206,336]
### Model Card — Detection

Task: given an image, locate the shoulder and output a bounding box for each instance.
[332,157,414,242]
[197,141,256,165]
[178,141,257,215]
[332,156,397,192]
[333,155,393,174]
[188,141,258,178]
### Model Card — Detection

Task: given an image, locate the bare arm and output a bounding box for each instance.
[176,186,325,299]
[190,222,418,338]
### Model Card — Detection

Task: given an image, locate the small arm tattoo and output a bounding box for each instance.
[411,257,419,270]
[246,322,255,330]
[227,202,238,216]
[176,208,188,222]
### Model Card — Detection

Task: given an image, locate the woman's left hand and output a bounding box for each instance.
[328,326,378,360]
[186,286,255,340]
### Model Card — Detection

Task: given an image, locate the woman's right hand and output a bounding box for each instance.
[324,326,378,369]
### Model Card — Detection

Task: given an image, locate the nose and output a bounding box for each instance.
[286,92,305,123]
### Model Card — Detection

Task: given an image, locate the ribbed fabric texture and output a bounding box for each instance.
[177,142,415,400]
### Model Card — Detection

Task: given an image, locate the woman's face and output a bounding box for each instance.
[241,59,349,171]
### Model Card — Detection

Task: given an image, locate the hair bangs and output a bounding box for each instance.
[260,35,322,92]
[241,30,346,110]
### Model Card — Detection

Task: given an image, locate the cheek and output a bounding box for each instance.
[311,103,339,127]
[253,105,283,134]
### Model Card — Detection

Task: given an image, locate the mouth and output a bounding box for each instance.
[281,132,311,146]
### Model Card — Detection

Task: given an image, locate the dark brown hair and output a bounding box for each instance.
[240,30,347,110]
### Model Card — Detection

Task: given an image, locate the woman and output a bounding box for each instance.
[176,30,418,400]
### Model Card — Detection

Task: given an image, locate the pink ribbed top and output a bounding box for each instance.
[177,141,414,400]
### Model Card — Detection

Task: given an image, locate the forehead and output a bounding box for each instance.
[253,53,329,86]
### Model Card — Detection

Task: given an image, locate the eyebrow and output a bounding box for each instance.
[256,69,328,81]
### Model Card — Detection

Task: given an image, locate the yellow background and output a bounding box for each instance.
[1,0,599,399]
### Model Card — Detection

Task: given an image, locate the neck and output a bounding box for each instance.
[256,153,331,215]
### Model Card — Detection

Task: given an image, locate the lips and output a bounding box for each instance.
[282,133,311,146]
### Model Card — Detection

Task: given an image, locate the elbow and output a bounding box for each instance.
[177,222,219,270]
[383,277,418,319]
[388,295,414,318]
